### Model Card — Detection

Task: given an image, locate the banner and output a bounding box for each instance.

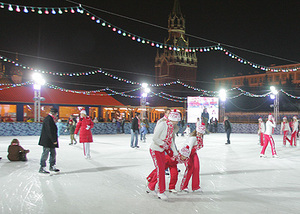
[187,96,219,123]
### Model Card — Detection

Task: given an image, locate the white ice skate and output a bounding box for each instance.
[169,189,177,193]
[157,192,168,200]
[260,154,266,158]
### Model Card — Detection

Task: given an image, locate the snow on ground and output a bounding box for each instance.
[0,133,300,214]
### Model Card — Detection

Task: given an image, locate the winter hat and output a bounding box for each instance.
[268,114,273,120]
[258,118,262,121]
[293,116,297,120]
[283,116,287,120]
[50,107,58,114]
[168,109,181,121]
[80,109,87,115]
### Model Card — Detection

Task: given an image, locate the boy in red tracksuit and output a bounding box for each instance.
[147,149,179,193]
[180,122,205,192]
[280,117,290,146]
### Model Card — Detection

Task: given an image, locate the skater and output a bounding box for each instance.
[121,117,125,133]
[280,117,290,146]
[7,139,30,161]
[67,116,77,145]
[74,109,94,159]
[56,119,65,137]
[38,107,60,174]
[140,122,148,142]
[224,116,232,144]
[146,109,184,200]
[183,125,191,137]
[130,112,140,148]
[260,114,278,158]
[290,116,298,146]
[201,108,209,133]
[156,108,171,126]
[258,118,265,146]
[180,121,206,193]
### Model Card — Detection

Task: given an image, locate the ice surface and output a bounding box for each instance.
[1,133,300,214]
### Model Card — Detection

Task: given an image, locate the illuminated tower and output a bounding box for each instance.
[155,0,197,85]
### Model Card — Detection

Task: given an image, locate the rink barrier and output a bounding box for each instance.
[0,122,281,136]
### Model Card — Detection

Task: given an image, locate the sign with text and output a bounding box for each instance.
[187,96,219,123]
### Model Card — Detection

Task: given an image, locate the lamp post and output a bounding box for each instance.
[140,83,150,119]
[270,86,279,123]
[32,73,45,122]
[219,89,227,122]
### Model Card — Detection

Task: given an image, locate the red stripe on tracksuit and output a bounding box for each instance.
[149,149,166,194]
[180,151,200,191]
[259,133,264,146]
[283,130,290,145]
[290,131,297,146]
[261,134,277,155]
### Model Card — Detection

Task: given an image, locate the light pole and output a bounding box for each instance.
[219,89,227,122]
[270,86,279,123]
[32,73,45,122]
[140,83,150,119]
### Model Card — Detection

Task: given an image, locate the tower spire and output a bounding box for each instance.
[172,0,182,16]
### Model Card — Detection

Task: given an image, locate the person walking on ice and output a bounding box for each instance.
[280,116,290,146]
[74,109,94,159]
[260,114,278,158]
[290,116,298,147]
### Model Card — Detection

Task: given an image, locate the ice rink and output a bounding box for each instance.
[1,133,300,214]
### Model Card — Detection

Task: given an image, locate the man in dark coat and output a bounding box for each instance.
[38,107,60,174]
[130,112,140,148]
[224,116,232,145]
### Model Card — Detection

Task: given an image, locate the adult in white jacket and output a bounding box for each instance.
[260,114,278,158]
[290,116,298,146]
[147,109,183,200]
[280,117,291,146]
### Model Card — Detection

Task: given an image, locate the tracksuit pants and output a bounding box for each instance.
[283,130,290,146]
[261,134,277,155]
[180,152,200,191]
[148,149,166,194]
[290,131,297,146]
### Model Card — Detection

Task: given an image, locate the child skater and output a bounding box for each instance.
[290,116,298,147]
[180,121,206,193]
[146,109,185,201]
[280,116,290,146]
[260,114,278,158]
[56,119,65,138]
[67,116,77,145]
[140,122,148,142]
[7,139,30,161]
[258,118,265,146]
[74,109,94,159]
[183,125,191,137]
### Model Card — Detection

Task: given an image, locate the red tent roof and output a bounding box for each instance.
[0,86,124,106]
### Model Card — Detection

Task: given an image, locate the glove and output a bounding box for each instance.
[86,125,90,130]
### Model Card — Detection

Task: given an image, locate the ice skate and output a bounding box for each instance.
[260,154,266,158]
[39,167,50,174]
[69,143,73,145]
[49,166,60,172]
[272,155,279,158]
[157,192,168,200]
[146,187,157,196]
[181,188,189,193]
[169,189,177,193]
[193,188,203,193]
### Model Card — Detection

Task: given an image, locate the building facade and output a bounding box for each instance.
[155,0,197,86]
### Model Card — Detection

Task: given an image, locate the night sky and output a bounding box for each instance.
[0,0,299,107]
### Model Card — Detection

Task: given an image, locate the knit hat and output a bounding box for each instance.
[168,109,181,121]
[258,118,262,121]
[293,116,297,120]
[283,116,287,120]
[80,109,87,115]
[268,114,273,120]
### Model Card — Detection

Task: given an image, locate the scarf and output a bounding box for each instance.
[162,119,174,150]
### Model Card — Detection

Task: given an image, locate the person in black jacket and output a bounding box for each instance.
[224,116,232,145]
[130,112,140,148]
[38,108,60,174]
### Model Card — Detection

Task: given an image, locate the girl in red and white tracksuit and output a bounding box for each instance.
[147,110,181,200]
[74,110,94,159]
[258,118,265,146]
[290,116,298,146]
[260,114,277,158]
[280,117,290,146]
[180,122,205,192]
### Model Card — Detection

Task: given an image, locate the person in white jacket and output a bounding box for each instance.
[180,121,206,192]
[260,114,278,158]
[280,117,291,146]
[290,116,298,146]
[146,109,185,200]
[258,118,265,146]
